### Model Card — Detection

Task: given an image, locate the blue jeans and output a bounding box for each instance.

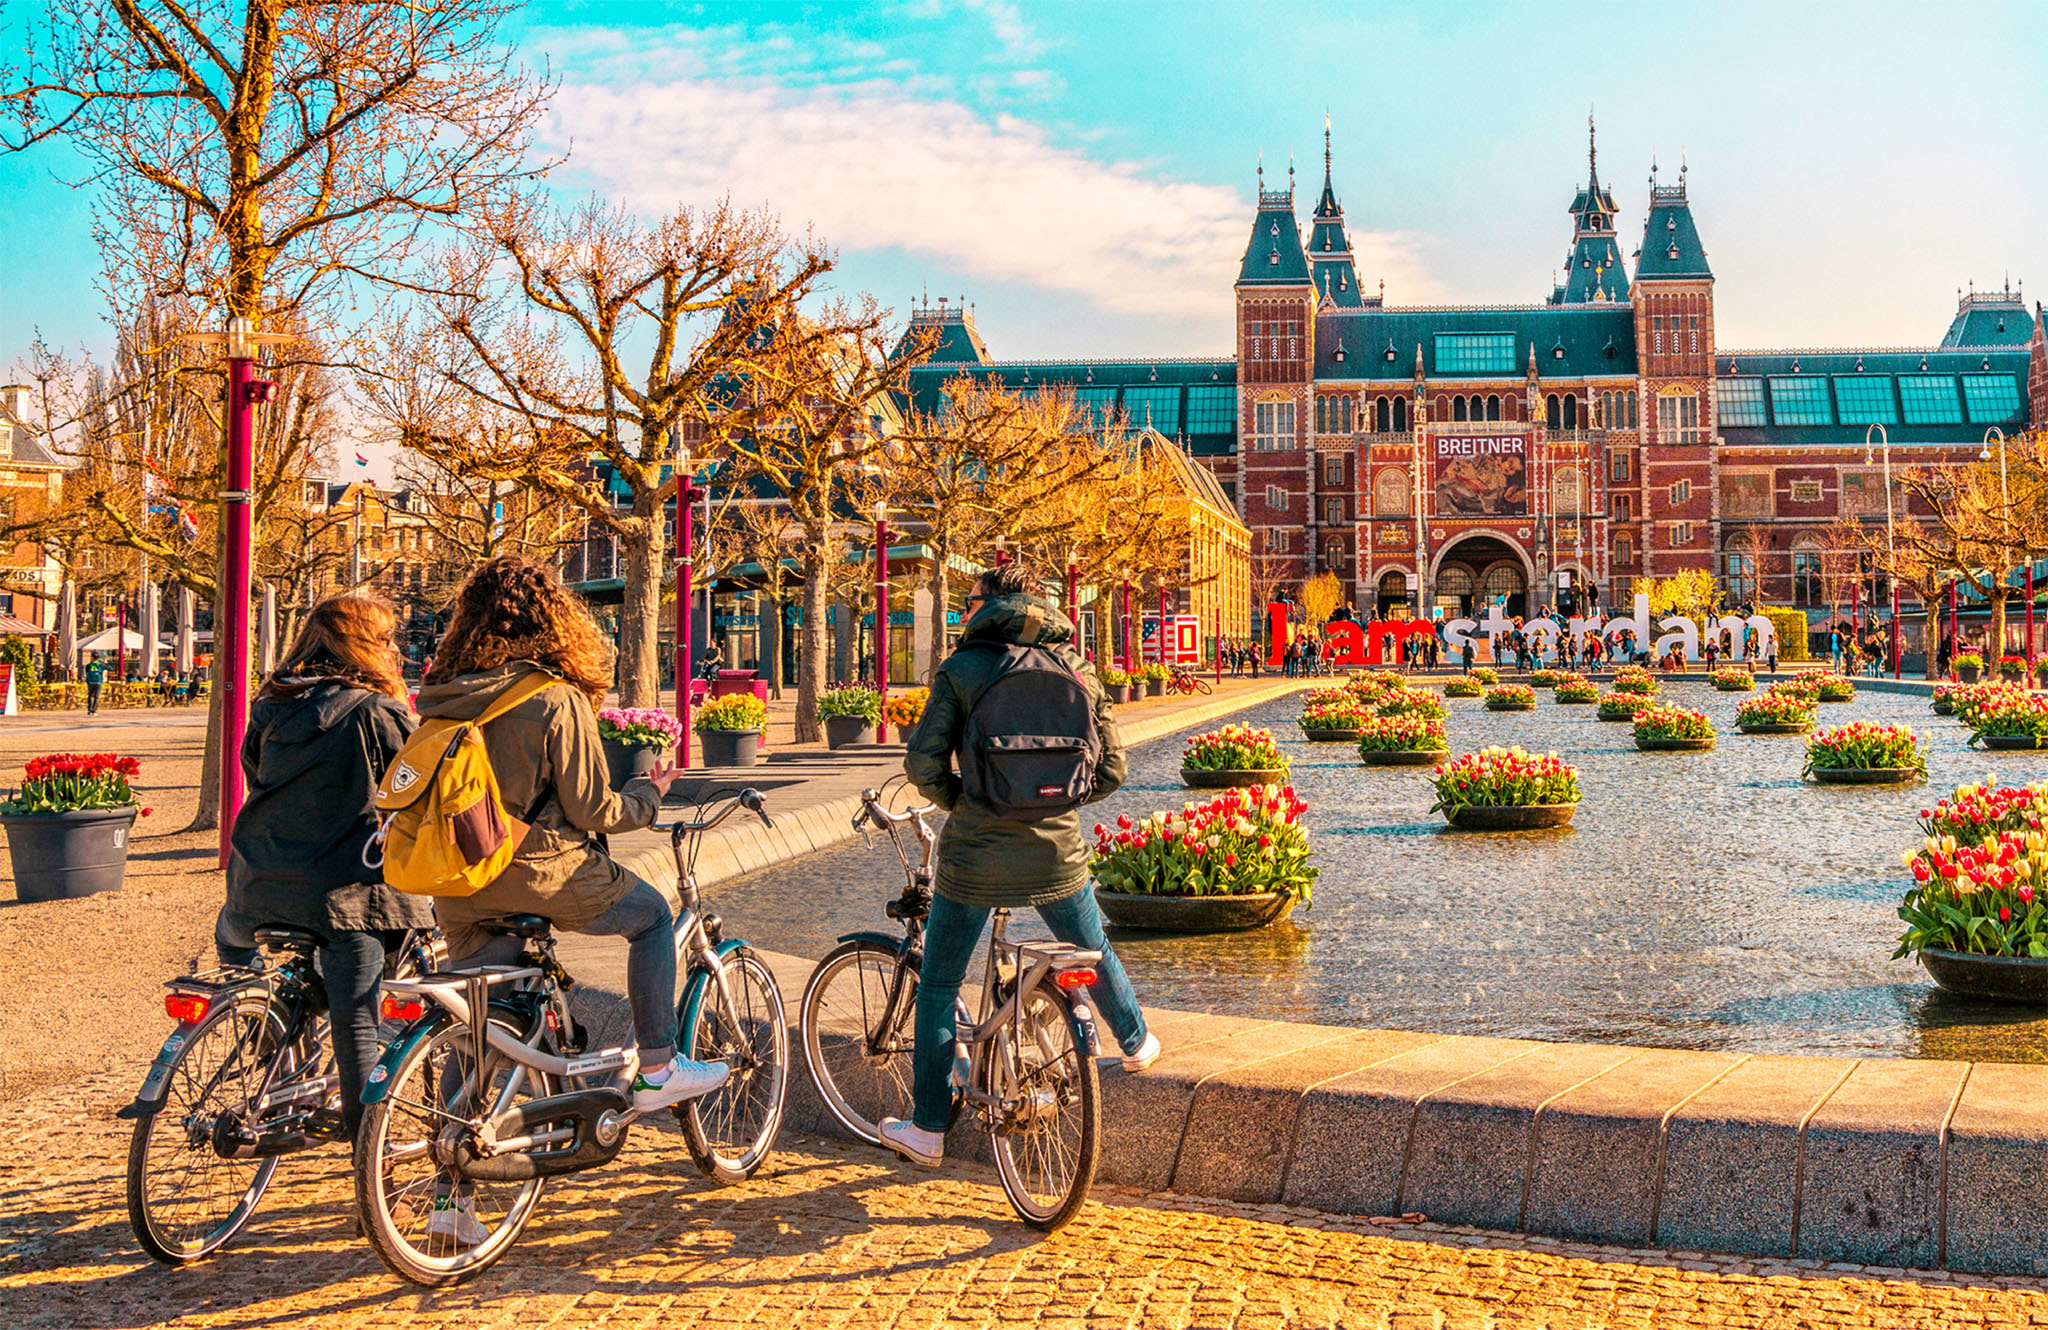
[457,880,679,1066]
[911,890,1147,1134]
[215,910,403,1142]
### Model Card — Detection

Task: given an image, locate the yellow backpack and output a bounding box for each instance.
[368,673,562,897]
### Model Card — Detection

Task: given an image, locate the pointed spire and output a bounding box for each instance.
[1588,107,1598,189]
[1324,110,1333,184]
[1256,149,1264,194]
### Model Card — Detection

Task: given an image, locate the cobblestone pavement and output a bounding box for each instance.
[10,1073,2048,1329]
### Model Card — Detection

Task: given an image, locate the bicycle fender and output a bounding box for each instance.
[678,938,756,1044]
[833,930,909,951]
[118,1020,209,1119]
[357,1012,453,1107]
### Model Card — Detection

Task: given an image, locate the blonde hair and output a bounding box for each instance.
[261,594,406,700]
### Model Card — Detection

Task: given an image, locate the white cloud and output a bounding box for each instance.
[544,67,1430,325]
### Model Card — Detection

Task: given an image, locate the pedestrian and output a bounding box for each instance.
[885,563,1157,1168]
[83,654,104,713]
[1767,637,1780,676]
[214,593,439,1154]
[1461,638,1475,674]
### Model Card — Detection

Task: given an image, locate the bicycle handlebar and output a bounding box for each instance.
[854,787,937,832]
[666,788,772,841]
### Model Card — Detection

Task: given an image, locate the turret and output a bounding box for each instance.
[1552,115,1629,305]
[1307,117,1365,309]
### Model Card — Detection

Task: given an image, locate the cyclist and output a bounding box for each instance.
[416,556,729,1123]
[216,593,438,1147]
[880,563,1159,1168]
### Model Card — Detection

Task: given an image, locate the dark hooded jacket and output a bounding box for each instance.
[904,592,1125,907]
[225,679,436,934]
[413,661,661,958]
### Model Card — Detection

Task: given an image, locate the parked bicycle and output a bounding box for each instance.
[799,780,1103,1230]
[1169,665,1214,696]
[123,926,446,1265]
[352,788,790,1286]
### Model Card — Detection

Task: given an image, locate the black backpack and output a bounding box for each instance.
[957,642,1101,821]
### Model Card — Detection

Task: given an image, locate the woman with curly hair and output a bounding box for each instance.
[418,557,728,1135]
[218,593,437,1147]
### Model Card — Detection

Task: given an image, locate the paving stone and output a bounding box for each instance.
[1797,1058,1969,1268]
[1400,1041,1640,1231]
[1941,1062,2048,1276]
[1283,1035,1544,1217]
[1174,1029,1441,1203]
[1523,1048,1747,1247]
[1658,1054,1856,1257]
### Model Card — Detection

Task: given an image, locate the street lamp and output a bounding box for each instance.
[1118,571,1133,675]
[1981,426,2015,663]
[993,534,1008,567]
[873,500,891,742]
[1064,548,1080,635]
[1864,424,1901,679]
[179,314,287,865]
[673,440,700,768]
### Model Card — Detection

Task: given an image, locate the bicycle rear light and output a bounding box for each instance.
[380,995,426,1022]
[1055,968,1098,990]
[164,992,210,1023]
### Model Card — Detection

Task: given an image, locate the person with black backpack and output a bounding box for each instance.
[882,564,1159,1168]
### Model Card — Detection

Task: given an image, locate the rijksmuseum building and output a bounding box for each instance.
[902,125,2048,634]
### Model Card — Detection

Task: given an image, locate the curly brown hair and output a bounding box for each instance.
[261,594,406,701]
[424,555,614,706]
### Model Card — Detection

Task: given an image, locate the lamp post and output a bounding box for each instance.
[673,444,698,768]
[1157,586,1170,668]
[1981,426,2010,662]
[993,534,1008,567]
[1064,550,1080,636]
[873,501,891,742]
[1118,574,1132,675]
[1864,424,1901,679]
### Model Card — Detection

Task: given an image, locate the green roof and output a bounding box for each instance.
[1315,306,1637,381]
[902,358,1240,455]
[1635,188,1712,281]
[1940,293,2034,348]
[1238,196,1311,286]
[1716,347,2032,446]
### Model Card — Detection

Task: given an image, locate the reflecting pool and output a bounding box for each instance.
[708,681,2048,1063]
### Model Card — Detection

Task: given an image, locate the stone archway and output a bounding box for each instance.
[1429,532,1536,619]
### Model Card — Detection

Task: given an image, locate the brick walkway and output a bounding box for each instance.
[11,1073,2048,1328]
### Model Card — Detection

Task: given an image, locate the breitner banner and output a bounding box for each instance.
[1433,432,1529,517]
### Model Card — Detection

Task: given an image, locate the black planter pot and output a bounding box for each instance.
[824,715,878,749]
[1920,948,2048,1002]
[1808,766,1922,784]
[1359,748,1447,767]
[1182,767,1289,789]
[1958,665,1982,683]
[601,738,663,791]
[1713,682,1754,692]
[3,806,140,901]
[1738,721,1812,735]
[1108,684,1132,705]
[699,728,762,768]
[1634,736,1716,751]
[1978,734,2045,751]
[1932,699,1956,715]
[1147,679,1167,698]
[1597,710,1638,722]
[1485,701,1536,712]
[1300,728,1364,743]
[1093,888,1297,933]
[1444,803,1577,831]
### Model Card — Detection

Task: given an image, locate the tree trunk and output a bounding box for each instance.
[797,549,828,744]
[615,502,665,708]
[925,545,950,672]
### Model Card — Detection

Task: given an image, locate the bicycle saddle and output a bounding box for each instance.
[253,925,323,952]
[483,914,554,940]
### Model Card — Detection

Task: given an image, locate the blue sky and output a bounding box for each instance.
[5,0,2045,369]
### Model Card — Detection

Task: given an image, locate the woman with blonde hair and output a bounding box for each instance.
[417,556,725,1165]
[217,593,437,1145]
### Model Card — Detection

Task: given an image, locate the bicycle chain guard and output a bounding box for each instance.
[447,1087,632,1182]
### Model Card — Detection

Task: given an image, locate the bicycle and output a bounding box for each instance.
[799,779,1103,1231]
[1169,665,1213,696]
[351,788,790,1286]
[122,925,446,1265]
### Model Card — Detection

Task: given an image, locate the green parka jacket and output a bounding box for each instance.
[903,593,1125,908]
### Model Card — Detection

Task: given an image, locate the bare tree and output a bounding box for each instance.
[1892,433,2048,663]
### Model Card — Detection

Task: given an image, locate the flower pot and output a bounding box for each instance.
[1093,888,1296,933]
[1597,711,1637,722]
[1181,767,1288,789]
[3,807,140,901]
[1958,665,1982,683]
[1444,803,1578,831]
[1919,947,2048,1003]
[824,715,878,750]
[1359,748,1447,767]
[1147,678,1167,698]
[1738,722,1812,735]
[1713,682,1753,692]
[1978,734,2045,751]
[601,737,663,791]
[1555,695,1595,705]
[1807,766,1922,784]
[1108,684,1132,705]
[1818,694,1853,703]
[1931,699,1956,715]
[1634,737,1716,751]
[1300,728,1364,743]
[699,728,762,768]
[1485,701,1536,712]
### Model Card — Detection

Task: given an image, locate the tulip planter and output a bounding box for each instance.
[1181,725,1289,791]
[824,715,878,749]
[1809,766,1921,784]
[1918,948,2048,1003]
[1446,803,1578,831]
[1360,748,1448,767]
[1635,737,1716,751]
[698,729,762,768]
[1429,748,1580,832]
[601,738,662,790]
[1301,728,1363,743]
[597,708,685,790]
[1147,677,1168,699]
[1108,684,1132,705]
[1803,723,1926,785]
[1738,721,1812,735]
[3,806,140,901]
[1979,734,2046,751]
[1093,888,1297,933]
[1958,664,1983,684]
[1183,767,1289,789]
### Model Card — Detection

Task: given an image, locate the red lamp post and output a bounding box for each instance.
[1118,576,1132,675]
[2028,564,2037,669]
[672,450,699,768]
[1156,587,1170,668]
[873,502,891,742]
[1949,580,1959,667]
[1064,552,1080,630]
[1891,580,1902,680]
[993,535,1008,567]
[116,596,128,682]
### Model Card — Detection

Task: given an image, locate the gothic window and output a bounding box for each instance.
[1626,391,1639,428]
[1610,451,1630,483]
[1658,390,1702,443]
[1792,537,1823,605]
[1379,569,1407,601]
[1392,397,1408,431]
[1614,493,1633,521]
[1614,533,1633,564]
[1253,399,1295,451]
[1486,394,1501,421]
[1324,538,1345,572]
[1723,549,1757,603]
[1452,395,1468,422]
[1315,397,1326,432]
[1375,466,1411,516]
[1562,395,1579,429]
[1374,395,1392,432]
[1324,498,1342,525]
[1323,455,1343,486]
[1545,394,1561,429]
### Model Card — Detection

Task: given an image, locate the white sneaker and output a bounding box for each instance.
[878,1117,945,1168]
[630,1056,730,1113]
[424,1194,488,1246]
[1121,1032,1162,1073]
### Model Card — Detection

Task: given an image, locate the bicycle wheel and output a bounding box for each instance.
[799,940,919,1146]
[126,992,292,1264]
[982,977,1099,1232]
[677,946,789,1183]
[354,1014,551,1287]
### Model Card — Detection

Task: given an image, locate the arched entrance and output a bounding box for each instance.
[1431,534,1533,619]
[1375,567,1413,618]
[1552,563,1597,616]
